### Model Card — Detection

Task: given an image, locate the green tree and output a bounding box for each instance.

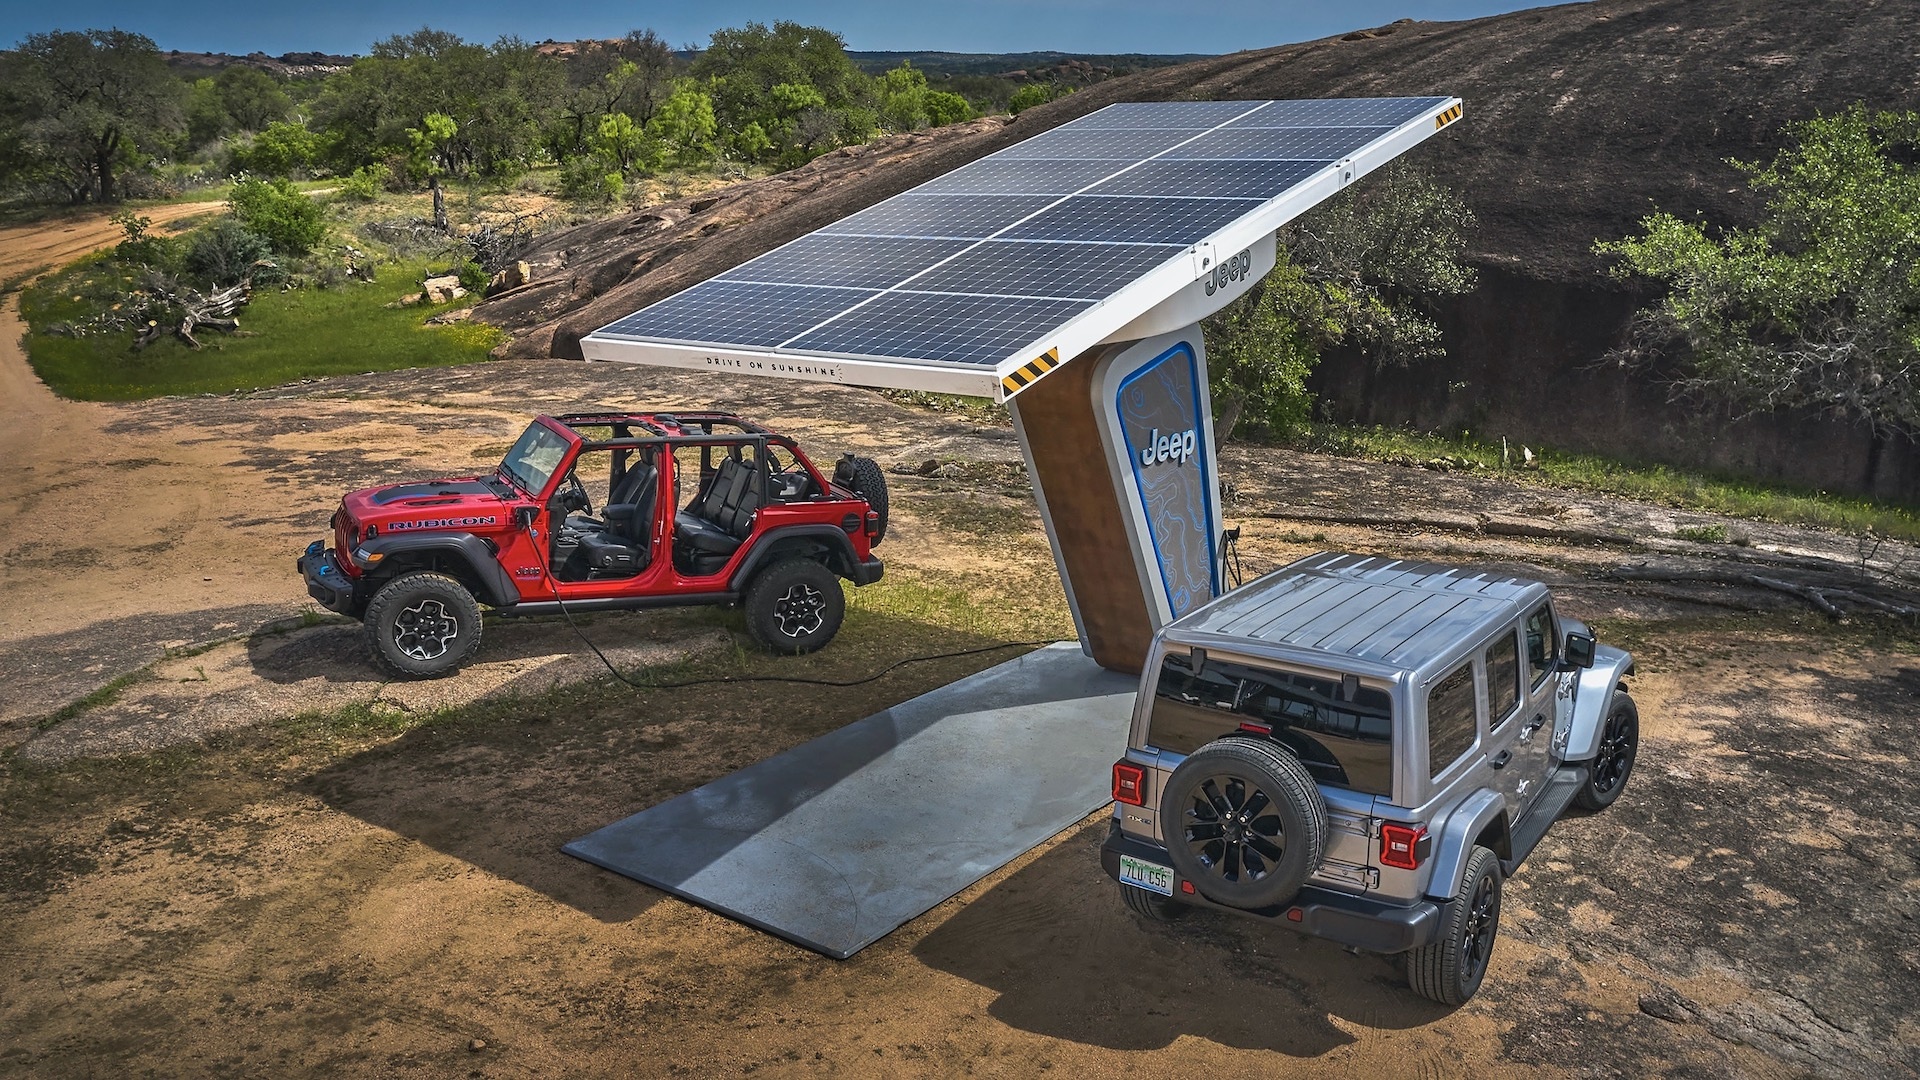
[693,22,870,163]
[648,79,718,167]
[1598,106,1920,435]
[214,65,293,132]
[184,78,231,148]
[872,63,973,132]
[1008,82,1066,116]
[0,29,184,202]
[228,177,326,255]
[407,111,458,179]
[232,120,319,176]
[592,112,655,174]
[1205,163,1478,437]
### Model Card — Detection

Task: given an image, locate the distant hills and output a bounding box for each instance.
[158,45,1208,85]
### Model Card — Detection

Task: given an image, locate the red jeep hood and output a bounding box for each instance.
[341,476,516,534]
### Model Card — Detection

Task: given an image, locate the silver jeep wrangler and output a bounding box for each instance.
[1101,552,1638,1004]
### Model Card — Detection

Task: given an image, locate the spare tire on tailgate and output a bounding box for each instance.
[833,454,889,544]
[1159,737,1329,909]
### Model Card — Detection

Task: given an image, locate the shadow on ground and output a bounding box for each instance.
[303,610,1030,928]
[912,818,1451,1055]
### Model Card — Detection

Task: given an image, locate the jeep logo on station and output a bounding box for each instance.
[1202,248,1253,296]
[1137,427,1198,468]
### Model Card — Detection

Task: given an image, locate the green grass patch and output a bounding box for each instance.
[19,253,503,400]
[1299,424,1920,542]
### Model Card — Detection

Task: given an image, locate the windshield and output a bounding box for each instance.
[499,421,571,495]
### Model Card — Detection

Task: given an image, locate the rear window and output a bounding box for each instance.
[1147,655,1394,796]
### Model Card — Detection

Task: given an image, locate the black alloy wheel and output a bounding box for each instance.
[743,557,846,654]
[1575,691,1639,811]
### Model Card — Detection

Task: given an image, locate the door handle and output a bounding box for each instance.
[1518,714,1546,743]
[1490,750,1512,769]
[1525,714,1546,733]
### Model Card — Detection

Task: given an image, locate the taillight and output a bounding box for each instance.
[865,511,879,536]
[1379,823,1431,870]
[1112,761,1146,806]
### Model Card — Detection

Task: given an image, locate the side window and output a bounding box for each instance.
[1485,630,1521,728]
[1427,661,1478,779]
[1524,604,1556,688]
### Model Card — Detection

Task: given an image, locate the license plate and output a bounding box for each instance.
[1119,854,1175,897]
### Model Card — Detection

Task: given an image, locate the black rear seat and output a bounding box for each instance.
[675,456,761,555]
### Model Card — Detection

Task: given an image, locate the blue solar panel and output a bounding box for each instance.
[1001,196,1261,246]
[586,96,1460,385]
[1085,160,1322,199]
[907,240,1183,301]
[818,193,1059,238]
[785,292,1092,366]
[1063,100,1273,129]
[993,128,1200,160]
[597,281,876,348]
[716,234,975,290]
[1222,97,1444,128]
[1164,126,1396,160]
[914,159,1129,196]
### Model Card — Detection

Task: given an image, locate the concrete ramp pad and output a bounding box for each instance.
[562,643,1137,958]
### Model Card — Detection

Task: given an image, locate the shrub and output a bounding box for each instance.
[455,260,489,293]
[184,217,274,285]
[336,163,385,201]
[110,211,183,272]
[228,177,327,256]
[559,155,623,202]
[230,121,319,177]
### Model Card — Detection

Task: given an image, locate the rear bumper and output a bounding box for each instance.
[850,556,884,587]
[1100,821,1439,954]
[297,541,361,616]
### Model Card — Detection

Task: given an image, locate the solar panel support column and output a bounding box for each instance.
[1011,323,1223,674]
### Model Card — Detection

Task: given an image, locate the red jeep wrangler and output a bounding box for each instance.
[297,412,888,677]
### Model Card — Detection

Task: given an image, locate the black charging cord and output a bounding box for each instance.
[1222,526,1245,589]
[518,509,1056,691]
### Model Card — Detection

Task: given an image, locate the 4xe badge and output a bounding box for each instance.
[1138,427,1197,468]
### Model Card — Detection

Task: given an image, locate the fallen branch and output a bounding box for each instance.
[1605,563,1919,620]
[134,279,251,351]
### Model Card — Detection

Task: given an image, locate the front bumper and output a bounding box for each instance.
[1100,821,1439,954]
[297,541,360,615]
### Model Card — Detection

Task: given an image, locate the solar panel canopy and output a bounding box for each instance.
[582,96,1463,401]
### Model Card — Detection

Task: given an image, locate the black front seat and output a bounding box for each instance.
[577,461,656,574]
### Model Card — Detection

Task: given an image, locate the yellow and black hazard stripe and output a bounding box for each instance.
[1001,347,1061,398]
[1434,103,1463,130]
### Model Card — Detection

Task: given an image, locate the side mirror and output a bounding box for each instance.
[1562,632,1597,670]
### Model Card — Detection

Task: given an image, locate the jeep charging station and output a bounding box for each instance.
[564,97,1464,957]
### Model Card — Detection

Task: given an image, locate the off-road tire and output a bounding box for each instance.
[1159,737,1329,909]
[744,558,846,654]
[1575,691,1638,811]
[1118,882,1188,923]
[363,571,484,679]
[1408,845,1502,1005]
[835,454,889,544]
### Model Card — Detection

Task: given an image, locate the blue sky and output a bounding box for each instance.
[2,1,1563,57]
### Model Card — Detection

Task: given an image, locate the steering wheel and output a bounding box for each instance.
[558,471,591,517]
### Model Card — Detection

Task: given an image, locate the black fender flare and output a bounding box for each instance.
[355,532,521,607]
[729,525,863,590]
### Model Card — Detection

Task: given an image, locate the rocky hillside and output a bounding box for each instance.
[479,0,1920,500]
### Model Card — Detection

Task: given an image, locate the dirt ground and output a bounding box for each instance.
[3,214,1919,1078]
